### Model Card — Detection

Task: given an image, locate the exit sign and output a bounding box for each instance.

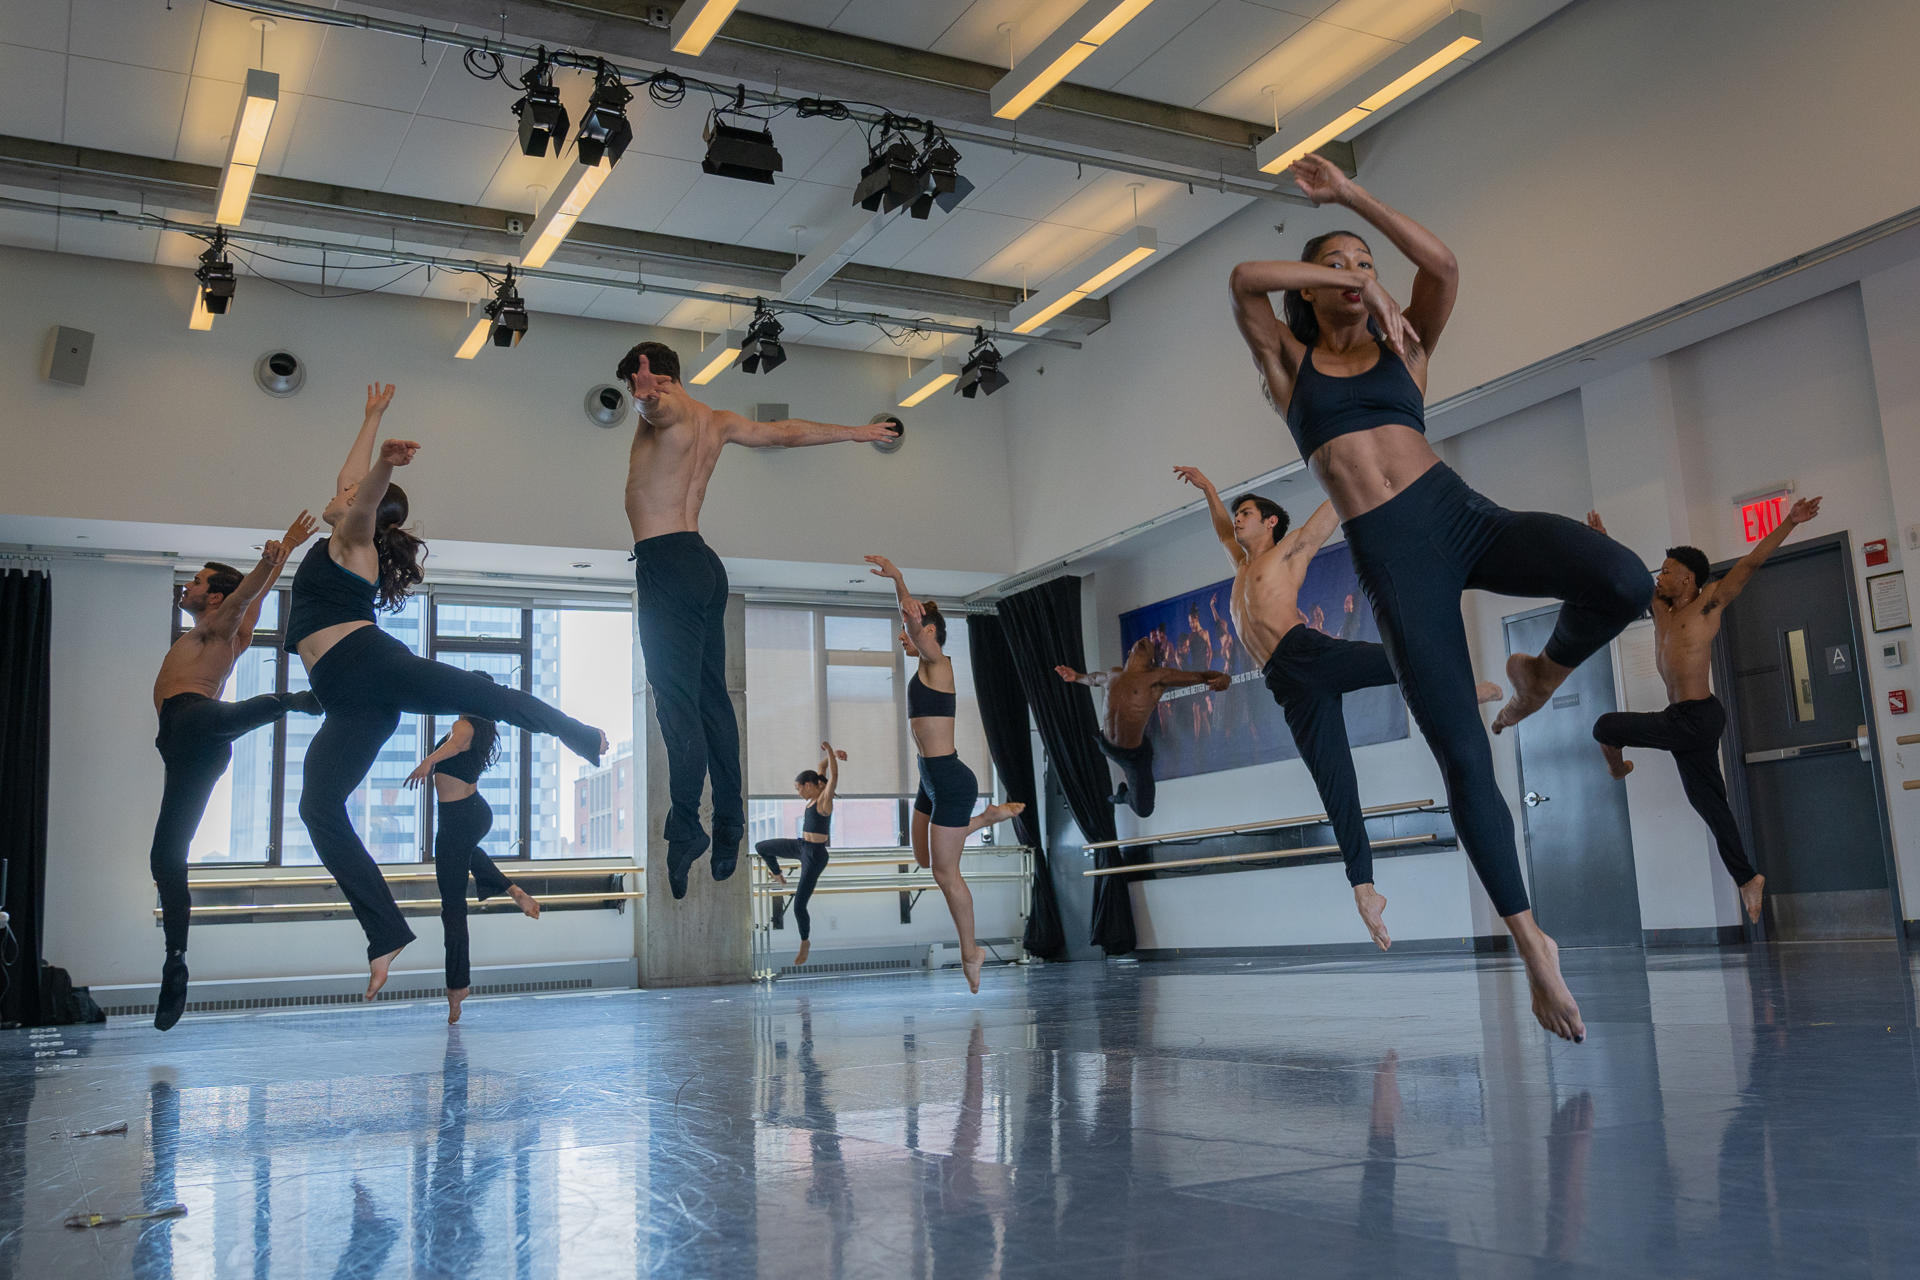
[1740,490,1791,544]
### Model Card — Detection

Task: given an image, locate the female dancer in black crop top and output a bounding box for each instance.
[756,740,846,967]
[294,384,607,999]
[1229,156,1649,1043]
[866,555,1024,995]
[406,682,541,1023]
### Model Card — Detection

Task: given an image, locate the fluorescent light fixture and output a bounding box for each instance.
[188,290,215,331]
[1256,10,1481,174]
[781,205,899,303]
[991,0,1159,119]
[454,313,491,360]
[216,68,278,226]
[690,332,745,385]
[897,358,961,408]
[1008,225,1158,335]
[519,158,612,268]
[671,0,742,56]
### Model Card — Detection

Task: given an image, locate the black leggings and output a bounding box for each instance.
[757,838,830,940]
[1594,697,1756,885]
[1343,462,1650,917]
[1097,734,1156,818]
[632,533,744,849]
[435,794,515,989]
[1261,627,1399,887]
[149,692,295,954]
[302,626,600,959]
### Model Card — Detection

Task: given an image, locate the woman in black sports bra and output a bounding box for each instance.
[405,676,542,1023]
[865,554,1023,995]
[1228,155,1649,1045]
[755,740,846,967]
[292,383,607,1000]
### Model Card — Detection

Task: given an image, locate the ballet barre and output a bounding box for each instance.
[1899,734,1920,746]
[158,889,644,919]
[1080,800,1436,852]
[1082,833,1441,877]
[1904,780,1920,791]
[184,864,643,889]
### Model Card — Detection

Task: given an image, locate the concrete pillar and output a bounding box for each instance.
[635,593,753,988]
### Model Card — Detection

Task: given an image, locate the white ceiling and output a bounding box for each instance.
[0,0,1571,352]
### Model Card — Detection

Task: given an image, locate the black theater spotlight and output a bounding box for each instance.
[511,53,569,158]
[956,327,1008,399]
[487,266,528,348]
[575,61,634,168]
[853,120,922,214]
[910,128,973,220]
[738,299,786,375]
[189,231,236,328]
[703,91,783,184]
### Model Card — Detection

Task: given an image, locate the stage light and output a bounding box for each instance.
[670,0,743,56]
[991,0,1160,120]
[190,232,236,330]
[909,131,973,219]
[702,117,783,184]
[215,68,278,226]
[455,268,528,358]
[1009,225,1158,334]
[853,134,921,213]
[738,301,786,374]
[511,56,569,158]
[575,63,634,168]
[956,329,1007,399]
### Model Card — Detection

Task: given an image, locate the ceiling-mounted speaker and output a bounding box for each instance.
[43,326,94,386]
[254,350,305,397]
[584,383,629,428]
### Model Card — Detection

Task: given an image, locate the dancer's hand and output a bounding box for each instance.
[1207,672,1231,692]
[365,383,396,417]
[282,510,318,552]
[403,759,433,789]
[864,554,901,581]
[1054,665,1080,683]
[1585,510,1608,536]
[1787,496,1822,525]
[379,439,420,467]
[625,355,672,402]
[1288,154,1354,206]
[1360,279,1418,359]
[261,538,286,565]
[1172,465,1214,492]
[851,417,903,443]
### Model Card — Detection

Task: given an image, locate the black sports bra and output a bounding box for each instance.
[431,725,491,785]
[801,802,831,838]
[907,670,956,718]
[1283,341,1426,458]
[286,538,377,651]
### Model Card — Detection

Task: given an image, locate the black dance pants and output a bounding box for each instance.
[434,794,515,989]
[756,838,831,940]
[1097,733,1157,818]
[1594,696,1757,885]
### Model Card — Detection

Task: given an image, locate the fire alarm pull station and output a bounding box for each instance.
[1893,690,1910,716]
[1866,538,1891,567]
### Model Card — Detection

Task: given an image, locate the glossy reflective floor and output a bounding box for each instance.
[6,945,1920,1278]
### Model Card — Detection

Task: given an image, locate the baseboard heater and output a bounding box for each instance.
[89,957,637,1019]
[767,938,1022,979]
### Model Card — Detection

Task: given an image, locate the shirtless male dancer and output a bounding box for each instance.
[149,510,320,1029]
[1054,646,1229,818]
[618,341,902,898]
[1174,465,1500,949]
[1588,497,1821,923]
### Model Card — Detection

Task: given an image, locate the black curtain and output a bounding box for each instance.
[966,615,1065,960]
[996,576,1140,956]
[0,568,52,1027]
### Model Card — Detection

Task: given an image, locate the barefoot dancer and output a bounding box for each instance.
[1588,499,1821,923]
[865,555,1024,995]
[1053,649,1229,819]
[148,511,322,1031]
[755,741,846,967]
[1229,156,1649,1039]
[404,685,544,1023]
[293,383,605,998]
[618,343,901,899]
[1173,466,1501,951]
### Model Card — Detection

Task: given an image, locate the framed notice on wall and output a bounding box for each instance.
[1868,570,1910,633]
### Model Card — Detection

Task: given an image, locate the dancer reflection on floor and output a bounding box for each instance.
[756,741,846,967]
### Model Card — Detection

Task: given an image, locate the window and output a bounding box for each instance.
[172,582,633,867]
[745,605,998,848]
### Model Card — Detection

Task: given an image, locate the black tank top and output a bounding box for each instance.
[908,669,955,718]
[1284,341,1426,458]
[286,538,377,651]
[432,724,492,785]
[801,801,831,839]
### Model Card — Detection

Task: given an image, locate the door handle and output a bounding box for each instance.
[1858,723,1871,763]
[1524,791,1549,807]
[1743,737,1862,764]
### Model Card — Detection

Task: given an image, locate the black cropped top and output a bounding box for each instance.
[286,538,377,651]
[432,724,492,785]
[1284,341,1426,458]
[907,670,956,718]
[801,802,831,839]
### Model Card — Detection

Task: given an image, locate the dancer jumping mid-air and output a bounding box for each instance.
[1054,650,1228,819]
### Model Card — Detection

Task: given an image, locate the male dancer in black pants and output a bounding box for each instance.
[1175,465,1501,949]
[1055,645,1228,818]
[1588,497,1821,924]
[618,341,901,898]
[148,510,320,1029]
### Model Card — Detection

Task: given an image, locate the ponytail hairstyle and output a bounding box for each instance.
[794,769,827,789]
[1281,229,1376,348]
[464,673,501,771]
[372,481,427,610]
[917,600,948,647]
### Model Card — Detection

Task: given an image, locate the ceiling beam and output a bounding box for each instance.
[0,135,1109,332]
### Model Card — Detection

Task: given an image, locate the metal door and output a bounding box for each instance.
[1506,606,1643,947]
[1711,534,1898,940]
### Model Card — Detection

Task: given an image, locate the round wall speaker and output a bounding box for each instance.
[584,383,630,428]
[871,412,905,454]
[254,351,305,397]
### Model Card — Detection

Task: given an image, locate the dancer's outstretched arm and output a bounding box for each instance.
[1054,666,1113,688]
[865,554,946,661]
[337,383,395,498]
[723,412,901,449]
[405,719,473,789]
[236,510,318,636]
[1157,670,1231,693]
[1710,497,1822,609]
[1173,467,1247,568]
[816,741,846,811]
[1282,501,1341,563]
[336,438,418,552]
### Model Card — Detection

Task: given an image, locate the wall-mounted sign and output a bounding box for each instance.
[1738,489,1791,544]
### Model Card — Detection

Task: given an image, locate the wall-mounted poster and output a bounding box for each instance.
[1118,542,1408,782]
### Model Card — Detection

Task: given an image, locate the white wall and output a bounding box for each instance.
[0,245,1013,577]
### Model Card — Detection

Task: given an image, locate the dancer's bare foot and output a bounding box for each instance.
[1353,883,1391,950]
[1491,652,1568,734]
[1740,873,1766,924]
[794,940,810,966]
[1512,921,1585,1042]
[598,730,611,757]
[771,871,788,885]
[366,946,405,1000]
[507,885,541,919]
[446,987,470,1023]
[973,801,1026,831]
[1601,745,1634,780]
[962,947,984,995]
[1475,680,1503,705]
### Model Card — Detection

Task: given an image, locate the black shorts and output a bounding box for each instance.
[914,752,979,827]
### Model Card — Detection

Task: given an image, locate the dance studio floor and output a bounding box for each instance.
[4,944,1918,1279]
